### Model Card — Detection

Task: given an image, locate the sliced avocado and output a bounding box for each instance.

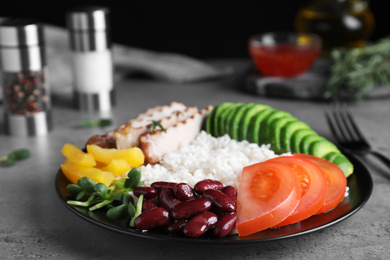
[300,134,325,154]
[219,103,242,137]
[289,129,315,153]
[330,153,354,177]
[247,108,275,144]
[238,103,270,141]
[291,129,317,153]
[228,103,256,140]
[267,116,297,153]
[258,110,291,146]
[308,139,341,158]
[206,105,217,134]
[211,102,233,137]
[323,151,340,162]
[225,103,245,138]
[279,120,311,153]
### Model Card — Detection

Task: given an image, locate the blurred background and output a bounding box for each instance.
[0,0,388,59]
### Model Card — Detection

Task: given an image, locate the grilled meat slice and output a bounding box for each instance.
[86,102,187,149]
[140,105,213,164]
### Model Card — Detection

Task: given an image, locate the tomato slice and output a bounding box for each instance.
[236,160,301,237]
[293,153,347,214]
[268,156,328,227]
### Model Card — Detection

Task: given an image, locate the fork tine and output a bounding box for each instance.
[333,103,354,142]
[326,103,390,169]
[325,104,338,138]
[339,103,370,146]
[325,103,346,143]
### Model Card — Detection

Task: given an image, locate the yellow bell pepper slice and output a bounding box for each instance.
[60,159,114,187]
[61,143,96,167]
[99,159,131,177]
[86,144,144,167]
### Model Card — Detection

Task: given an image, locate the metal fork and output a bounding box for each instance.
[325,103,390,169]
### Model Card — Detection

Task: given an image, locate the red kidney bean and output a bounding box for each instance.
[221,185,237,205]
[133,186,158,199]
[202,189,236,213]
[166,220,188,234]
[194,179,224,194]
[183,212,218,238]
[134,207,170,231]
[157,188,181,210]
[151,181,177,191]
[173,183,194,201]
[212,213,237,238]
[209,207,226,219]
[170,198,212,220]
[142,199,159,212]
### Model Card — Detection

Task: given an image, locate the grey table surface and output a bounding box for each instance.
[1,59,389,260]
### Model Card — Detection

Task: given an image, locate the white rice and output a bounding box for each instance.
[140,131,288,188]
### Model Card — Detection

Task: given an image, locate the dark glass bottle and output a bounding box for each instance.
[295,0,375,57]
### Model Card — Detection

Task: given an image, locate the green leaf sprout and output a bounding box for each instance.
[0,149,30,166]
[130,194,143,227]
[66,167,143,225]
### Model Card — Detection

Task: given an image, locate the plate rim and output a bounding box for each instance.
[55,152,373,245]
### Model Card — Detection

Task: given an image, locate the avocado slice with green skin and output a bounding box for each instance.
[308,139,341,158]
[210,102,233,137]
[258,110,291,146]
[225,103,245,138]
[323,151,340,162]
[247,108,275,144]
[280,120,311,153]
[219,103,242,137]
[329,153,354,177]
[218,104,235,137]
[238,103,270,141]
[215,102,235,137]
[228,103,256,140]
[238,104,270,141]
[267,116,297,153]
[300,134,325,154]
[290,129,317,153]
[206,104,218,134]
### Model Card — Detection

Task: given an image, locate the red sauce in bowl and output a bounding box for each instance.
[249,33,321,78]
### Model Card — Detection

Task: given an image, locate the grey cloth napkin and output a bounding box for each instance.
[45,25,233,97]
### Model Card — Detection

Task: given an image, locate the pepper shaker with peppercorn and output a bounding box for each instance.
[0,19,52,136]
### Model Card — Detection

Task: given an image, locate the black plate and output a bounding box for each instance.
[55,152,373,245]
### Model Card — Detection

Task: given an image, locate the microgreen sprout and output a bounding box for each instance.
[81,119,112,127]
[130,194,143,227]
[125,168,142,189]
[0,149,30,166]
[66,167,143,223]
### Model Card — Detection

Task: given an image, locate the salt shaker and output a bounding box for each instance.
[67,6,115,112]
[0,19,52,136]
